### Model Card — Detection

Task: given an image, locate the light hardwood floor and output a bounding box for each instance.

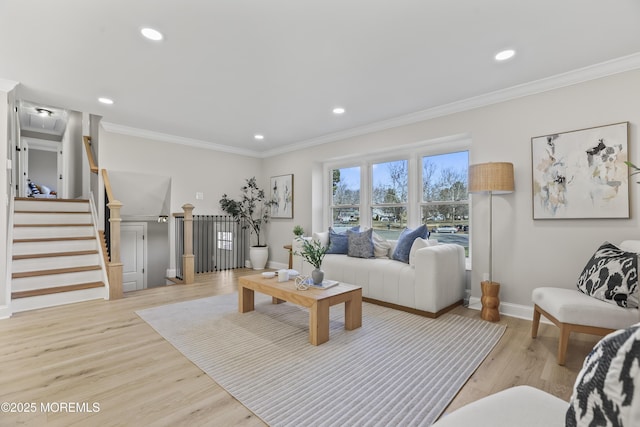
[0,269,600,426]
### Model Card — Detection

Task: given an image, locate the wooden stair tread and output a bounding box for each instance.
[14,223,93,227]
[12,282,105,299]
[13,250,99,260]
[12,265,102,278]
[15,197,89,203]
[14,210,90,214]
[14,236,96,243]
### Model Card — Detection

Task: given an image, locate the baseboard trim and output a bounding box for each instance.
[0,305,12,319]
[468,297,553,324]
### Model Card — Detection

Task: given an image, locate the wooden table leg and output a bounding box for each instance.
[272,297,286,304]
[238,285,255,313]
[309,299,330,345]
[344,289,362,330]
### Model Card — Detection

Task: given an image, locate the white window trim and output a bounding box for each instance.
[323,135,471,232]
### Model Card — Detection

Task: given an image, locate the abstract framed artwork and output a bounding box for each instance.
[270,174,294,219]
[531,122,629,219]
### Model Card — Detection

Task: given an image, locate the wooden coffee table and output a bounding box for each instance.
[238,274,362,345]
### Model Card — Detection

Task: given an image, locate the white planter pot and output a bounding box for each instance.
[249,246,269,270]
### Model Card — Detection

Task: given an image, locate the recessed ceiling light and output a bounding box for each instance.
[35,108,52,117]
[332,107,346,115]
[254,134,265,141]
[141,27,163,41]
[495,49,516,61]
[98,97,114,105]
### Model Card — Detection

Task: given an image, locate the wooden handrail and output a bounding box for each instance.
[83,136,99,174]
[102,169,115,203]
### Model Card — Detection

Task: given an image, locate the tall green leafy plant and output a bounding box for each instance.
[219,177,272,247]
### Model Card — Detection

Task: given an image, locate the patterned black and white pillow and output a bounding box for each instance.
[576,242,638,308]
[566,323,640,426]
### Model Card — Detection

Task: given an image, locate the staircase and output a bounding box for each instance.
[11,198,109,312]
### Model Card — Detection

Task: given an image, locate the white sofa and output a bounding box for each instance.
[291,235,466,317]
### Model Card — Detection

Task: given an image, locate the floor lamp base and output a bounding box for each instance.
[480,281,501,322]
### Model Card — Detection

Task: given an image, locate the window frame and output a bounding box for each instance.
[323,137,471,254]
[419,149,470,228]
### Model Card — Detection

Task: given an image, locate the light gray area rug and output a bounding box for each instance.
[137,293,505,426]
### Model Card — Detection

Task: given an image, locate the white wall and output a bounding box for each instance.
[262,69,640,310]
[98,129,263,270]
[0,81,17,318]
[63,111,83,199]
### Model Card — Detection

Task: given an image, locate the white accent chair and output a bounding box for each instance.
[531,240,640,365]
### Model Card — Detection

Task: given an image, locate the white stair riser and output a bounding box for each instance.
[13,239,98,255]
[12,270,104,292]
[14,200,90,213]
[11,287,107,313]
[14,212,93,225]
[13,226,94,239]
[13,254,100,273]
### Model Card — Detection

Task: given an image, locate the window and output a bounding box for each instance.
[324,143,470,256]
[371,159,408,239]
[217,231,233,251]
[330,166,360,231]
[421,151,469,254]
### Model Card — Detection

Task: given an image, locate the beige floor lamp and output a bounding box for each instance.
[468,162,515,322]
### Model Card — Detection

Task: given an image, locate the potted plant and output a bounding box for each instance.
[295,237,329,284]
[219,177,272,270]
[293,225,305,237]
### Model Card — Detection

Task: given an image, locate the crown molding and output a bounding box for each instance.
[263,52,640,158]
[0,78,18,92]
[100,122,262,158]
[100,52,640,159]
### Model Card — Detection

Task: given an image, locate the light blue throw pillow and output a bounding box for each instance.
[391,225,429,263]
[327,226,360,254]
[347,228,374,258]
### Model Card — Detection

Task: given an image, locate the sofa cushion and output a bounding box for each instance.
[566,323,640,426]
[576,242,638,308]
[347,228,374,259]
[391,225,429,263]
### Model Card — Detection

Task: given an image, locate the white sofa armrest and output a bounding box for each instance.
[413,243,466,313]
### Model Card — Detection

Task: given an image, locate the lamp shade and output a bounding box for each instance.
[468,162,514,194]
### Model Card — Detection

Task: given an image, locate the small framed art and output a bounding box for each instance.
[270,174,294,219]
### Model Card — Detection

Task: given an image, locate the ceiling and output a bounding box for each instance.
[1,1,640,156]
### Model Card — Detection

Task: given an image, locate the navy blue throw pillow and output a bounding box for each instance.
[391,225,429,263]
[327,226,359,254]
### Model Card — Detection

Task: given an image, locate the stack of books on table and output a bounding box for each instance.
[303,278,340,289]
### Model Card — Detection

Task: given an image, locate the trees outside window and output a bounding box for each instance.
[330,166,360,230]
[326,148,469,254]
[371,160,407,239]
[421,151,469,254]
